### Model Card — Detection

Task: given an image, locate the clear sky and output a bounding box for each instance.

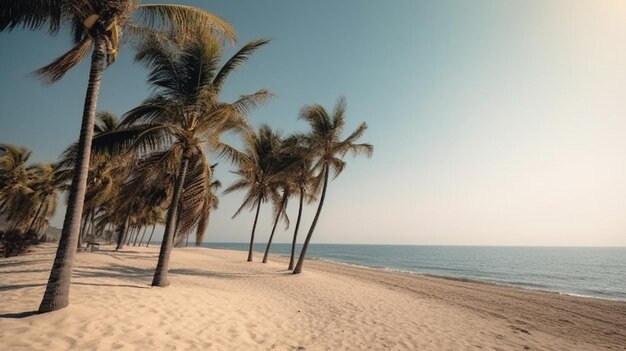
[1,0,625,246]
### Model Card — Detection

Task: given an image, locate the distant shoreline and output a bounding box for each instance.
[203,242,626,302]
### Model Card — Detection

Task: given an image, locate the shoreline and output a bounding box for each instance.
[205,244,626,303]
[1,243,625,350]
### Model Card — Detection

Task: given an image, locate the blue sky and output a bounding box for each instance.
[1,1,625,246]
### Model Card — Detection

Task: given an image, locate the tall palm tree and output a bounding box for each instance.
[262,138,308,264]
[282,136,316,270]
[293,97,373,274]
[224,125,283,262]
[2,1,236,313]
[101,34,271,286]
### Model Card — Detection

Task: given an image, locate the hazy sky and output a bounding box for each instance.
[1,1,625,246]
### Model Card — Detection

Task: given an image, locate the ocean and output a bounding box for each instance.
[203,242,626,301]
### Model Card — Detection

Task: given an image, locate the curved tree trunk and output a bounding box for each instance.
[151,156,190,287]
[137,226,148,246]
[87,208,96,240]
[116,215,130,251]
[125,226,134,245]
[27,197,47,233]
[247,197,262,262]
[293,165,329,274]
[77,210,89,249]
[288,187,305,270]
[133,226,144,246]
[38,39,106,313]
[262,192,288,263]
[146,224,156,247]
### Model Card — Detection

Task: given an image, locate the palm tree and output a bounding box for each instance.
[293,97,373,274]
[0,144,35,219]
[262,138,307,264]
[0,146,67,239]
[282,136,316,270]
[224,125,283,262]
[145,206,166,247]
[57,111,129,248]
[102,34,271,286]
[261,183,291,264]
[2,1,236,313]
[24,163,68,236]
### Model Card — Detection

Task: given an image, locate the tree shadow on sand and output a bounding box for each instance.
[0,283,45,292]
[72,282,149,289]
[169,267,293,279]
[73,263,153,281]
[0,311,39,319]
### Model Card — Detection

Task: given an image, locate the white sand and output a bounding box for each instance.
[1,243,624,350]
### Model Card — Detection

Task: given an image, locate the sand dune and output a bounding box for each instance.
[1,243,624,350]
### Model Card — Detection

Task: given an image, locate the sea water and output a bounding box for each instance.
[203,242,626,301]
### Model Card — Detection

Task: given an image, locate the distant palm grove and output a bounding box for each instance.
[0,1,372,313]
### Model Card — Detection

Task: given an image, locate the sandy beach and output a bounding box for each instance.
[0,243,624,350]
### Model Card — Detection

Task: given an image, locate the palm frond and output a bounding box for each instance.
[212,39,271,92]
[222,179,250,195]
[134,4,236,44]
[0,0,65,33]
[121,95,180,126]
[91,124,174,156]
[331,96,347,135]
[94,111,121,133]
[34,36,92,84]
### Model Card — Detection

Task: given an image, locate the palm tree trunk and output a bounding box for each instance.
[88,208,96,240]
[293,165,329,274]
[38,38,106,313]
[288,187,305,270]
[77,210,89,249]
[151,156,190,287]
[185,233,189,247]
[116,215,130,251]
[133,226,144,246]
[146,224,156,247]
[247,197,262,262]
[137,226,148,246]
[262,193,288,263]
[27,197,46,233]
[125,226,133,245]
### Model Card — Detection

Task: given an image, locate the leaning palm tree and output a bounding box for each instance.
[145,206,166,247]
[100,33,271,286]
[0,144,35,218]
[262,138,307,264]
[224,125,283,262]
[24,163,68,235]
[0,148,67,238]
[282,136,316,270]
[2,1,236,312]
[293,97,373,274]
[261,182,291,264]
